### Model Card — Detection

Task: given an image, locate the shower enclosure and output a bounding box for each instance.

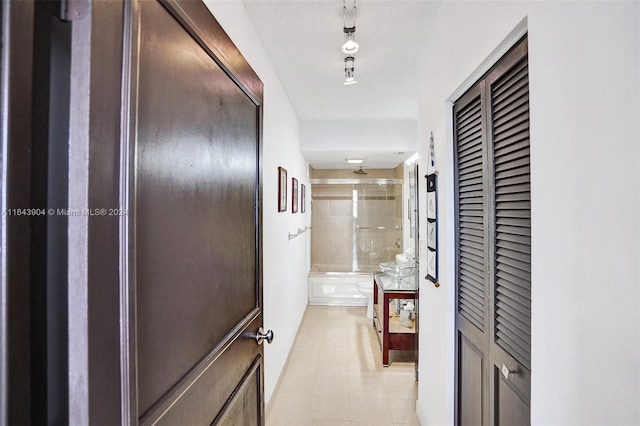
[308,178,404,305]
[310,179,403,273]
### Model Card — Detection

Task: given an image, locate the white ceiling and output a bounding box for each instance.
[242,0,441,169]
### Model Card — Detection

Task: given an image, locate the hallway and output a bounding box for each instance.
[267,306,419,425]
[1,1,638,424]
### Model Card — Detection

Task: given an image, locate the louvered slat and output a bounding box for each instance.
[461,257,485,273]
[495,304,530,332]
[496,270,530,292]
[460,226,483,238]
[496,224,530,236]
[497,285,531,311]
[495,182,530,196]
[460,277,484,302]
[492,84,528,116]
[493,133,529,152]
[496,217,530,228]
[456,94,485,331]
[493,121,529,144]
[495,277,530,300]
[496,323,530,348]
[495,192,530,203]
[460,262,484,282]
[491,57,531,369]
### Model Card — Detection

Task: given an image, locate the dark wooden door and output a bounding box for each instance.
[454,79,489,426]
[123,1,265,423]
[454,37,530,426]
[1,0,265,423]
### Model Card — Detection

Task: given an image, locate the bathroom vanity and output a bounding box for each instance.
[372,273,417,366]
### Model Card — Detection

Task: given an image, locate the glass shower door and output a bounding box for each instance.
[310,180,403,273]
[353,183,403,271]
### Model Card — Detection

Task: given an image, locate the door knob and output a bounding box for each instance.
[501,364,517,380]
[255,327,274,345]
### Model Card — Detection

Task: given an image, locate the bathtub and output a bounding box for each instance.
[308,272,373,306]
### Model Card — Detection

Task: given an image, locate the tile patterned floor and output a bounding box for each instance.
[267,306,420,426]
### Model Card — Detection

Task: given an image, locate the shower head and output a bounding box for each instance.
[353,167,367,175]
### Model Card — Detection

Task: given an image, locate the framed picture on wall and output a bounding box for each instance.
[278,167,287,212]
[300,184,306,213]
[291,177,298,213]
[427,248,437,280]
[427,221,436,250]
[427,191,436,220]
[426,173,438,283]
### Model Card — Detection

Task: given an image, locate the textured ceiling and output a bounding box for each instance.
[242,0,441,167]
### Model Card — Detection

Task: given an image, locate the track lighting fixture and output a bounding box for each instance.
[342,26,359,55]
[341,0,359,84]
[344,56,357,86]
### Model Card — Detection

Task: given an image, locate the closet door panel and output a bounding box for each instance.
[454,82,489,426]
[455,36,530,426]
[487,38,531,418]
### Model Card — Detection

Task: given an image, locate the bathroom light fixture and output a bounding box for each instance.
[341,0,359,55]
[342,27,359,55]
[346,157,365,164]
[344,56,357,86]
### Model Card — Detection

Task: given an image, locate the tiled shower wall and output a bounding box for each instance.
[311,184,354,271]
[310,168,403,272]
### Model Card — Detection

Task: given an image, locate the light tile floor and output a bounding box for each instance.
[267,306,420,426]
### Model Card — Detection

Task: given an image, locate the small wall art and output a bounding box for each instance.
[278,167,287,212]
[426,173,438,284]
[291,177,298,213]
[300,184,306,213]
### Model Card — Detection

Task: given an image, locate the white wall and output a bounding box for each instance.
[528,3,639,424]
[203,1,310,405]
[300,119,418,168]
[415,1,639,425]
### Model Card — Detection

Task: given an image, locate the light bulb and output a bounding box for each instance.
[341,39,360,54]
[343,77,358,86]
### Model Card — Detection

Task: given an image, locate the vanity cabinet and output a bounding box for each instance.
[372,273,417,366]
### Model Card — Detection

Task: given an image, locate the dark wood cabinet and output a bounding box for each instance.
[372,273,417,366]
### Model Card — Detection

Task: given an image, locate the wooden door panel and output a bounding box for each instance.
[496,371,530,426]
[491,348,531,405]
[454,80,489,426]
[214,356,262,426]
[130,0,263,423]
[458,334,483,426]
[149,317,263,425]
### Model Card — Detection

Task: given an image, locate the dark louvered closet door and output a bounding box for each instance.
[454,36,530,426]
[487,38,531,426]
[454,83,489,426]
[457,91,486,331]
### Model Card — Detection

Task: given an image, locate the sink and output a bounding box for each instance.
[379,261,415,280]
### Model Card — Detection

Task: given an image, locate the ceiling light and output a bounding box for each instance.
[341,0,360,82]
[346,157,365,164]
[344,56,357,86]
[405,153,419,165]
[341,27,359,54]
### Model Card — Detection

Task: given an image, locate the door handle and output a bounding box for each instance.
[501,364,517,380]
[255,327,274,345]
